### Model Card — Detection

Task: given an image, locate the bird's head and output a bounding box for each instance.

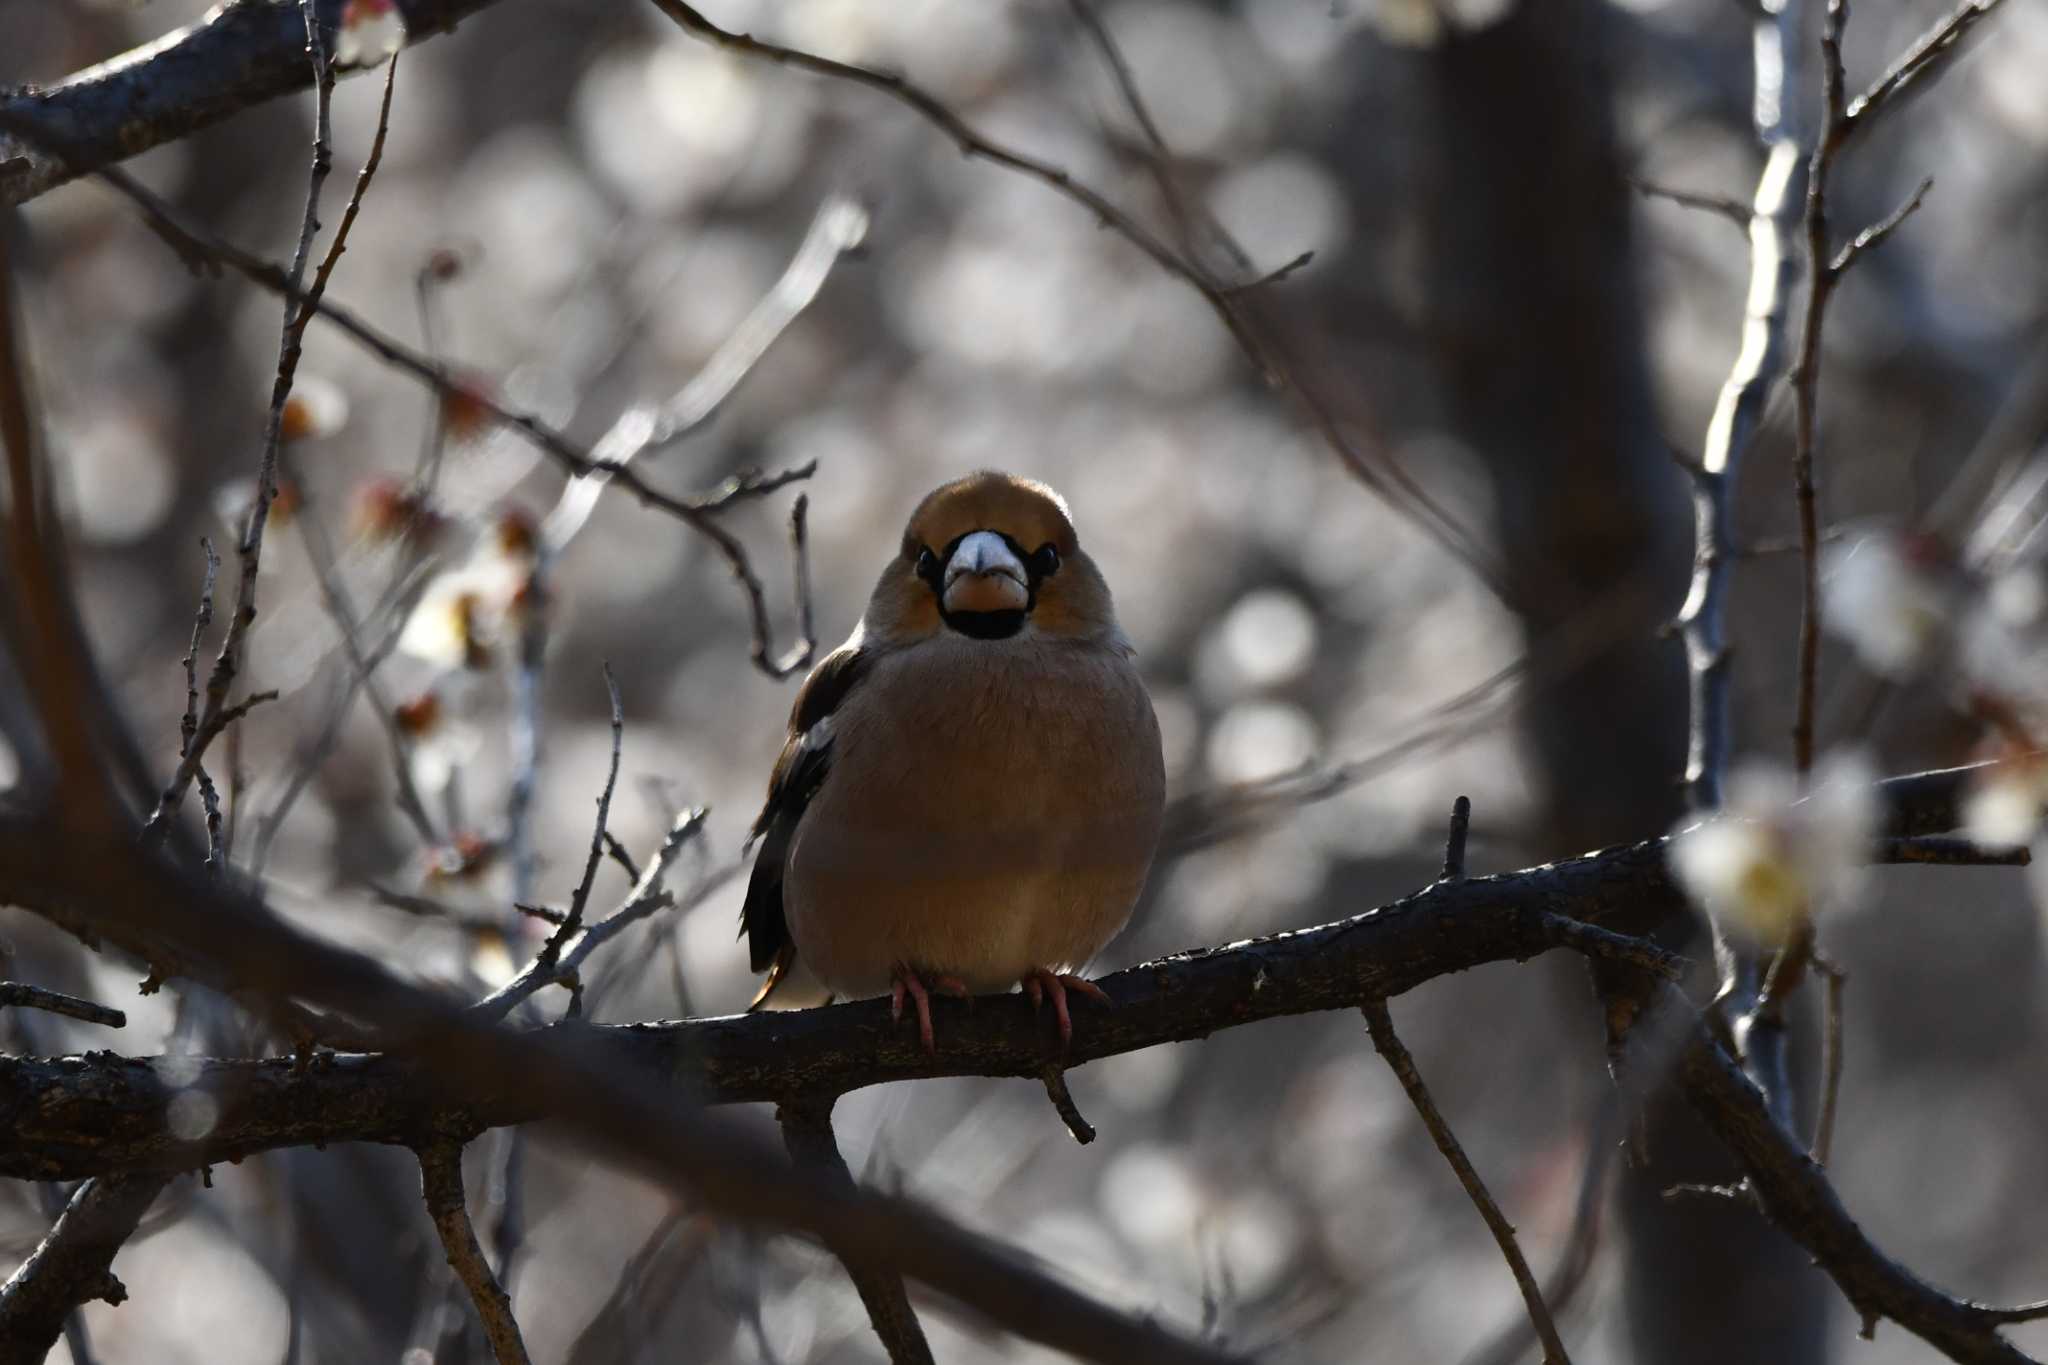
[866,471,1120,645]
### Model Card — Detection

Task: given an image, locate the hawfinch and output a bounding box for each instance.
[741,471,1166,1051]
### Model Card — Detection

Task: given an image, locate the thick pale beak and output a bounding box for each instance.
[942,531,1029,614]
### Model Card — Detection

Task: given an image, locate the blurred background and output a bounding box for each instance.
[6,0,2048,1360]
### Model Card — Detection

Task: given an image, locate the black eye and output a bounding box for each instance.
[1030,543,1060,578]
[914,546,939,582]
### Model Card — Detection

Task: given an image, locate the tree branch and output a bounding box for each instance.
[417,1140,531,1365]
[646,0,1507,599]
[0,1174,167,1363]
[1362,999,1570,1365]
[0,981,125,1029]
[141,0,337,839]
[0,0,497,207]
[0,800,2033,1362]
[779,1096,935,1365]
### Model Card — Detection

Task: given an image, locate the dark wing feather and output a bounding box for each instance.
[739,644,869,986]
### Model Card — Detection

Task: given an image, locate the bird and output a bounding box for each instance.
[740,470,1166,1053]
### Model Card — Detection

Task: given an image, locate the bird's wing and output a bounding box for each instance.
[741,641,870,1005]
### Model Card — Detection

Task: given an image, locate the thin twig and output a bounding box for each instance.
[647,0,1506,599]
[279,454,440,849]
[538,195,865,561]
[1217,251,1315,295]
[470,808,706,1023]
[1981,1302,2048,1326]
[298,51,399,330]
[1789,0,1852,779]
[248,561,438,874]
[1811,952,1846,1164]
[1844,0,2006,132]
[141,0,336,835]
[1063,0,1255,275]
[601,830,641,884]
[0,982,125,1028]
[47,158,823,679]
[504,559,548,912]
[1628,176,1753,231]
[1831,175,1932,275]
[1461,1096,1624,1365]
[417,1140,531,1365]
[565,665,625,931]
[195,765,226,869]
[175,538,220,765]
[1039,1066,1097,1145]
[1440,795,1473,882]
[222,712,246,866]
[1362,999,1571,1365]
[778,1096,935,1365]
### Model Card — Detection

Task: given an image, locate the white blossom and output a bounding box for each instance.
[1961,752,2048,847]
[1669,751,1879,945]
[335,0,406,68]
[1821,530,1954,679]
[396,511,540,671]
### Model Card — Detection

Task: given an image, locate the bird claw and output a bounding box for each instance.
[890,967,970,1054]
[1020,969,1111,1050]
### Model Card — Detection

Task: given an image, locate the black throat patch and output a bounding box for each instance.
[941,607,1028,640]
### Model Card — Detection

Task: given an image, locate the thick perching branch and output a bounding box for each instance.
[0,789,2035,1364]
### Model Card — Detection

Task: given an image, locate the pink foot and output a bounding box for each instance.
[890,966,971,1054]
[1020,969,1113,1049]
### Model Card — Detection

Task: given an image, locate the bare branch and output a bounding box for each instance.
[0,982,125,1028]
[417,1140,531,1365]
[1830,175,1933,276]
[0,793,2036,1363]
[1063,0,1256,275]
[1363,998,1571,1365]
[0,0,497,206]
[1461,1097,1624,1365]
[276,457,440,850]
[142,0,338,837]
[1678,0,1807,813]
[1788,0,1852,780]
[470,808,706,1024]
[1629,176,1754,232]
[175,539,221,770]
[1812,952,1846,1164]
[0,1174,167,1360]
[648,0,1507,599]
[42,157,825,680]
[1440,794,1473,881]
[300,52,400,327]
[564,665,625,932]
[1674,999,2040,1364]
[1845,0,2007,133]
[779,1097,935,1365]
[1039,1066,1098,1145]
[538,195,866,555]
[248,560,438,874]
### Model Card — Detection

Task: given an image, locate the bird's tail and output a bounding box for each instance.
[748,946,834,1012]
